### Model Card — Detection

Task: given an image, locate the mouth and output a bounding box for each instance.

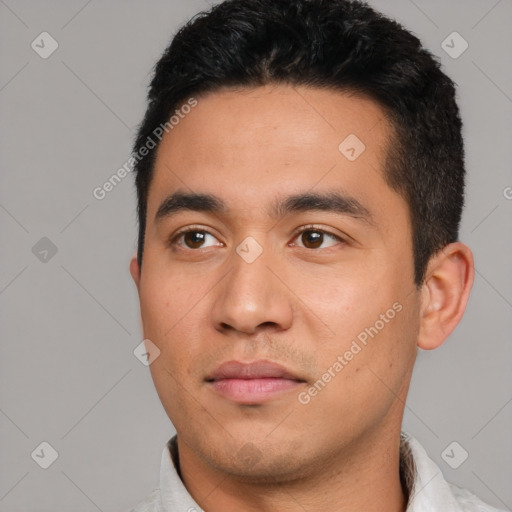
[205,360,306,404]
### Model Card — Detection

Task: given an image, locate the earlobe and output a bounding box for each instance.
[417,242,474,350]
[129,254,141,291]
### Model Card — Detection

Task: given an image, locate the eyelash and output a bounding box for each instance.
[169,224,345,251]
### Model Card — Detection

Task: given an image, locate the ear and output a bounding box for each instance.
[130,253,141,292]
[417,242,474,350]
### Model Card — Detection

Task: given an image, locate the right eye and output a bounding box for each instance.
[170,228,223,250]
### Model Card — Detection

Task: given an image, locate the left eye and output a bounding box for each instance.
[292,228,343,250]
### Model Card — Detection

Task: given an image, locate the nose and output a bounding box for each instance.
[211,243,294,336]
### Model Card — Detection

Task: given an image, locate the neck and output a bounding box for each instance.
[177,429,407,512]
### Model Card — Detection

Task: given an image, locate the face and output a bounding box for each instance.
[132,85,421,481]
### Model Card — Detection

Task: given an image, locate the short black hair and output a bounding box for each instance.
[133,0,465,286]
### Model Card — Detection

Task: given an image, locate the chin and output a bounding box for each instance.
[198,435,314,484]
[214,452,311,484]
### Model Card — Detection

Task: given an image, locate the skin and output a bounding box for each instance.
[130,84,474,512]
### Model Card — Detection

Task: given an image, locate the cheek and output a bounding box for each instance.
[139,260,204,336]
[290,262,394,339]
[138,278,203,392]
[299,264,416,390]
[140,273,204,419]
[299,301,417,438]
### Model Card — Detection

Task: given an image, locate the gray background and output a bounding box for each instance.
[0,0,511,510]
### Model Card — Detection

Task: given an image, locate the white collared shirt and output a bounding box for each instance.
[130,432,506,512]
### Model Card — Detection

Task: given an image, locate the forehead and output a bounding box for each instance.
[147,84,403,226]
[158,84,390,162]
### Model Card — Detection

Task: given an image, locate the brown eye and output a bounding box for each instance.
[171,229,221,250]
[294,228,342,250]
[183,231,207,249]
[301,230,323,249]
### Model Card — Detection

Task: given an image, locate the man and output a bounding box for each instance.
[128,0,503,510]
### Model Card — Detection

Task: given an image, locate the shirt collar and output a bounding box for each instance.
[159,436,203,511]
[401,432,465,512]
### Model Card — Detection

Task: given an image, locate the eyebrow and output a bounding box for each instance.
[155,190,375,226]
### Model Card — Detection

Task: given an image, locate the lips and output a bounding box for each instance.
[207,360,303,381]
[206,360,305,404]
